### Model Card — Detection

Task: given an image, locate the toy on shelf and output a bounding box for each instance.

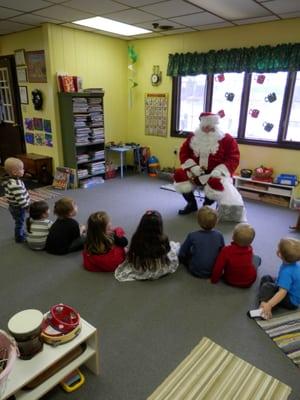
[274,174,298,186]
[148,155,160,177]
[252,166,273,182]
[60,368,85,392]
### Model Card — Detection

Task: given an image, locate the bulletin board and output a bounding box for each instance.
[145,93,168,137]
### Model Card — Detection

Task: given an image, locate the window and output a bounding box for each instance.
[171,71,300,149]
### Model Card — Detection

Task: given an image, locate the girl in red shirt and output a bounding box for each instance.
[83,211,128,272]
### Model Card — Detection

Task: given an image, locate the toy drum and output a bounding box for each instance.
[8,309,44,360]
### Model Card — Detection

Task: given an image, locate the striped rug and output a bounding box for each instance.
[147,337,291,400]
[256,310,300,369]
[0,186,62,209]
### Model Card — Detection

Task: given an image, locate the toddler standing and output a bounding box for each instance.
[115,210,179,281]
[259,237,300,319]
[211,223,260,287]
[46,197,85,255]
[83,211,128,272]
[26,200,52,250]
[3,157,30,242]
[179,206,224,278]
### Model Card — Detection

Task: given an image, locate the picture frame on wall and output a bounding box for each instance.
[26,50,47,83]
[14,49,26,66]
[16,67,27,83]
[19,86,29,104]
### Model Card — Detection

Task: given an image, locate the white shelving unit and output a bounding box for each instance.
[234,175,295,208]
[1,318,99,400]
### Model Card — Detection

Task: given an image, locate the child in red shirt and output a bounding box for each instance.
[83,211,128,272]
[211,223,261,288]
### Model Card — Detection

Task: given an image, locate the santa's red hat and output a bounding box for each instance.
[199,112,220,126]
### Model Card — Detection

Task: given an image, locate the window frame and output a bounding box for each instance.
[170,72,300,150]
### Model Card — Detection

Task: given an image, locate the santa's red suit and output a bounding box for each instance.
[174,112,240,213]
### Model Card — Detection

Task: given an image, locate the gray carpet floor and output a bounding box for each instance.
[1,174,300,399]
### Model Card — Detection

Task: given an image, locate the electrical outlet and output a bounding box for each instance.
[173,149,178,155]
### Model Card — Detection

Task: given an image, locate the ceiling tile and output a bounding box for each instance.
[0,20,34,34]
[160,27,197,34]
[140,0,203,18]
[234,15,279,25]
[279,11,300,18]
[0,7,22,18]
[262,0,300,14]
[117,0,161,6]
[0,0,52,12]
[195,21,234,29]
[63,0,129,15]
[187,0,272,20]
[10,13,61,24]
[136,18,185,30]
[62,22,100,32]
[171,12,224,26]
[34,5,93,21]
[104,8,156,23]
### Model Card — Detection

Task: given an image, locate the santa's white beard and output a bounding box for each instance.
[190,126,224,169]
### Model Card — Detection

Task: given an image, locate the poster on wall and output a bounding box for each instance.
[26,50,47,83]
[145,93,168,137]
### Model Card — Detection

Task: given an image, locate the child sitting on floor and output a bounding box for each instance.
[115,210,179,281]
[211,223,261,287]
[26,200,52,250]
[178,206,224,278]
[82,211,128,272]
[259,237,300,319]
[45,197,85,255]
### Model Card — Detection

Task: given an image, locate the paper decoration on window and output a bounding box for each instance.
[145,93,168,137]
[25,118,34,131]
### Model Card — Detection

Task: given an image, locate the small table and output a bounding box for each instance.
[106,146,141,178]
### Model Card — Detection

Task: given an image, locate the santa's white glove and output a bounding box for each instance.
[210,169,222,178]
[190,165,202,177]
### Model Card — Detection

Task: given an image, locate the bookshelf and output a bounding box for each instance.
[58,92,106,187]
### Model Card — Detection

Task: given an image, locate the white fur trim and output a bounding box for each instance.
[182,158,196,170]
[212,164,230,177]
[204,184,223,201]
[190,127,224,168]
[174,180,194,193]
[200,114,220,127]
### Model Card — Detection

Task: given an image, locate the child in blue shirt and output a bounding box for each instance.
[178,206,224,278]
[259,237,300,319]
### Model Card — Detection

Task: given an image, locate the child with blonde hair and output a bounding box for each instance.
[259,237,300,319]
[115,210,179,281]
[179,206,224,277]
[211,223,260,287]
[3,157,30,242]
[46,197,85,255]
[83,211,128,272]
[26,200,52,250]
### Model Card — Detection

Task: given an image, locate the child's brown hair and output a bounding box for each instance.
[86,211,113,254]
[278,238,300,263]
[233,223,255,247]
[197,206,218,231]
[54,197,75,218]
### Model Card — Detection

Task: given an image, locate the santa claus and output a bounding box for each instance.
[174,112,240,215]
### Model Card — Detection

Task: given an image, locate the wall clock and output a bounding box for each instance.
[151,65,161,86]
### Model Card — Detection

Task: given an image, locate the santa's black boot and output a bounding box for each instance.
[178,192,197,215]
[203,197,215,206]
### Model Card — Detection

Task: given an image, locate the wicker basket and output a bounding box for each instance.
[0,330,18,397]
[253,166,273,181]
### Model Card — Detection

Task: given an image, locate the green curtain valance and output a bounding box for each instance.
[167,43,300,76]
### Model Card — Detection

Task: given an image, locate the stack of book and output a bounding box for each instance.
[87,161,105,175]
[89,150,105,160]
[77,168,89,179]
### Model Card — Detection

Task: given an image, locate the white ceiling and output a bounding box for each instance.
[0,0,299,39]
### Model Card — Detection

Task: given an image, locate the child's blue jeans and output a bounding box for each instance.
[9,205,26,242]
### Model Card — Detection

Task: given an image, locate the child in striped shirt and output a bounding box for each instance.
[3,157,30,243]
[26,201,53,250]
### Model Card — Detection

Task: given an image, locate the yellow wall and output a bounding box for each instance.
[0,27,59,164]
[129,18,300,175]
[46,24,128,167]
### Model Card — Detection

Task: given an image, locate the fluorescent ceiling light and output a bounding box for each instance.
[73,16,151,36]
